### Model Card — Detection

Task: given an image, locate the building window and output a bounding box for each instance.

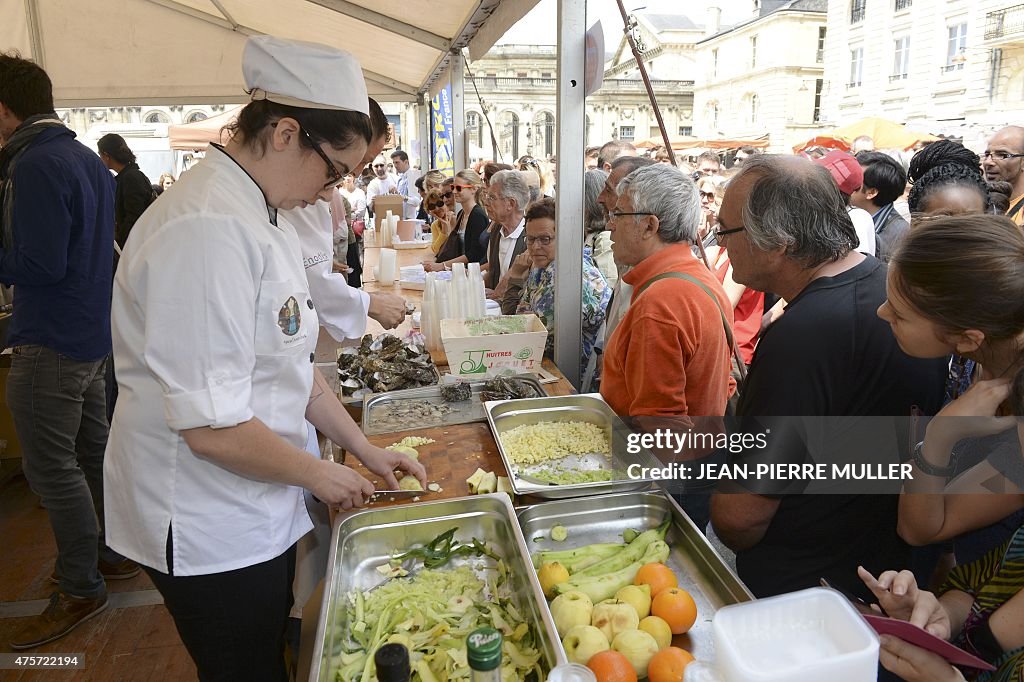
[749,94,759,124]
[619,125,635,140]
[945,22,967,71]
[467,111,483,150]
[813,79,824,122]
[535,112,555,157]
[817,27,827,63]
[501,112,520,159]
[894,0,911,10]
[891,36,911,80]
[710,103,720,129]
[144,110,170,124]
[850,0,866,24]
[848,47,864,87]
[678,126,693,136]
[541,72,552,78]
[711,48,718,79]
[185,111,208,124]
[516,72,528,78]
[750,35,758,69]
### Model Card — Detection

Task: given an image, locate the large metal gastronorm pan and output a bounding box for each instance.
[485,393,663,499]
[517,491,753,665]
[361,374,545,435]
[310,494,563,681]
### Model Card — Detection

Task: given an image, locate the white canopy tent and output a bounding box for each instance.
[1,0,590,386]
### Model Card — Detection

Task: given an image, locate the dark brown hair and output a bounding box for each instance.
[892,213,1024,412]
[525,196,555,225]
[0,51,53,120]
[226,99,371,158]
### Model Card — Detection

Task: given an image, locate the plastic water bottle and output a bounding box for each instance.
[466,627,502,681]
[547,663,598,681]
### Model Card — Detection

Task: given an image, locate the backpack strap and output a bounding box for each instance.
[635,271,746,383]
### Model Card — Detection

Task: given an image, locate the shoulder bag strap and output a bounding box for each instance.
[1007,195,1024,221]
[635,271,747,383]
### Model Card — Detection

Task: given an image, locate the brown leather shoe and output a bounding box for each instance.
[9,591,108,650]
[49,558,141,584]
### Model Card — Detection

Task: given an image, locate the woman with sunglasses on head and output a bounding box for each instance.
[862,213,1024,682]
[424,188,453,255]
[101,37,424,680]
[423,169,489,271]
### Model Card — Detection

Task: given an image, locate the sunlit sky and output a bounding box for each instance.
[497,0,751,48]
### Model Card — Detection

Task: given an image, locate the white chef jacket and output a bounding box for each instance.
[280,199,370,342]
[104,144,315,576]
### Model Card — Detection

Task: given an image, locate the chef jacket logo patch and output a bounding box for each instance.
[277,296,301,336]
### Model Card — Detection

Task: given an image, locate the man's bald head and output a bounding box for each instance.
[983,126,1024,192]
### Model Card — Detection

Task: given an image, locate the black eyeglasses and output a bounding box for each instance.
[300,128,343,189]
[982,151,1024,161]
[700,191,716,201]
[373,163,386,169]
[607,210,655,220]
[714,226,745,245]
[526,235,554,246]
[428,202,445,210]
[442,191,454,199]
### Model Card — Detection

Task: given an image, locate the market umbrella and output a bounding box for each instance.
[635,136,769,151]
[168,107,242,150]
[794,117,938,153]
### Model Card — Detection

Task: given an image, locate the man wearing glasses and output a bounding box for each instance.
[365,155,398,218]
[982,126,1024,225]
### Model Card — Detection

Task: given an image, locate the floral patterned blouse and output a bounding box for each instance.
[515,248,611,377]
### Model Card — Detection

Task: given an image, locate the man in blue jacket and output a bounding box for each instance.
[0,51,137,650]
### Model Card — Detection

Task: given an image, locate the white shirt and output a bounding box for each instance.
[397,168,421,219]
[281,197,370,342]
[366,175,397,212]
[498,218,526,279]
[105,145,315,576]
[340,187,366,221]
[848,206,876,257]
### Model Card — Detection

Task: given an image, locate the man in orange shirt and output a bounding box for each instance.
[600,164,734,420]
[982,126,1024,225]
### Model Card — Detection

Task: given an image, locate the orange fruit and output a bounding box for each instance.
[651,587,698,635]
[634,562,678,596]
[587,650,638,682]
[647,646,695,682]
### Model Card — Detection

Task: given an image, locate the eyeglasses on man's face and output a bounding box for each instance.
[714,226,745,245]
[982,150,1024,161]
[373,163,386,169]
[300,128,344,190]
[442,191,454,199]
[607,210,655,221]
[526,235,554,246]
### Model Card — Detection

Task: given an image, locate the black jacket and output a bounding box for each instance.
[113,162,155,248]
[874,208,909,263]
[485,220,528,290]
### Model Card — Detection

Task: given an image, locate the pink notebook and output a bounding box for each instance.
[863,614,996,671]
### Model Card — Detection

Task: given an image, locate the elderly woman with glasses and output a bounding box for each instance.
[500,197,610,377]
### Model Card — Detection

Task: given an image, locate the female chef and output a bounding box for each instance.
[102,36,425,680]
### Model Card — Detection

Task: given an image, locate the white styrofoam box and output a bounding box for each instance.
[712,588,879,682]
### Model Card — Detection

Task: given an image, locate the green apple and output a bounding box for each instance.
[562,625,610,665]
[615,584,652,619]
[550,590,594,636]
[612,629,660,678]
[638,615,672,651]
[591,599,640,643]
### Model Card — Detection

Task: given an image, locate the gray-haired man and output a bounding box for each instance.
[484,169,529,292]
[709,155,946,600]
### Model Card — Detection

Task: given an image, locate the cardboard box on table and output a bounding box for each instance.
[441,314,548,376]
[371,195,405,233]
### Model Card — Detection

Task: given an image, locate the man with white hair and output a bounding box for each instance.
[484,169,529,291]
[600,164,734,419]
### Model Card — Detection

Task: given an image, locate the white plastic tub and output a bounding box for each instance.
[712,588,879,682]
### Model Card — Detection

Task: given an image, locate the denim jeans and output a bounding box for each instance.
[6,344,117,599]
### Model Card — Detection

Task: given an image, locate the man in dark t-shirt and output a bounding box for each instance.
[709,156,946,601]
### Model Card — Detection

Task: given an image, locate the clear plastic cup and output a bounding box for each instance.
[547,663,597,682]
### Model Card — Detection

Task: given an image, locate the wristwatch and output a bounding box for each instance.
[912,440,957,477]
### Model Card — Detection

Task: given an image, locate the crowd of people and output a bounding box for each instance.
[3,31,1024,682]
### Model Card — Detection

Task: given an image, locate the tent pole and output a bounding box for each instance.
[450,51,467,172]
[553,0,586,389]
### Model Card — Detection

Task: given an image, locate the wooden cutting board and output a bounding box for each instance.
[345,421,510,508]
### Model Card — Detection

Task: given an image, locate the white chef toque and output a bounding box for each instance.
[242,35,368,115]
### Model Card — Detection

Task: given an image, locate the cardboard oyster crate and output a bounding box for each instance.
[440,314,547,376]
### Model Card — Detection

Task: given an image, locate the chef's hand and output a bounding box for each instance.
[355,444,427,490]
[368,292,407,329]
[309,459,375,510]
[878,635,966,682]
[858,566,951,638]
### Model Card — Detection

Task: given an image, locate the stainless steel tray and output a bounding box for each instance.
[310,494,563,681]
[361,374,545,435]
[485,393,663,499]
[517,491,753,665]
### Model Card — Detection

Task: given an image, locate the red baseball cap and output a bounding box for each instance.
[813,150,863,195]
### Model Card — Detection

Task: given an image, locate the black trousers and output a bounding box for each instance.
[145,544,297,682]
